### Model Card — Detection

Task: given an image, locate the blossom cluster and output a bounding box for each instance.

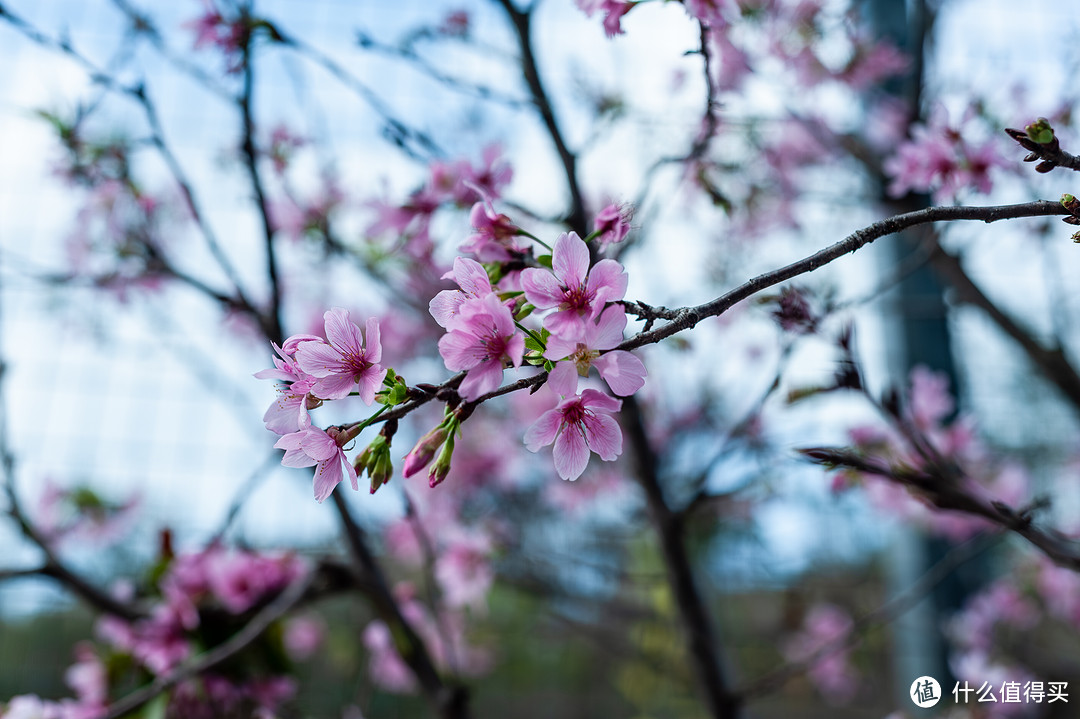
[258,200,644,500]
[2,546,314,719]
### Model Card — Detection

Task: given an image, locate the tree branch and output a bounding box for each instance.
[496,0,588,235]
[330,492,470,719]
[929,240,1080,412]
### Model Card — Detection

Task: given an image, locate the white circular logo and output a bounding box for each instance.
[910,676,941,708]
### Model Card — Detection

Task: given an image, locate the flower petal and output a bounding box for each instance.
[524,409,562,451]
[458,361,503,401]
[429,290,467,328]
[438,331,487,371]
[589,305,628,350]
[586,259,628,308]
[583,412,622,461]
[578,388,622,413]
[552,232,589,289]
[324,308,365,355]
[553,423,590,481]
[546,361,579,397]
[313,456,343,503]
[294,341,344,378]
[355,365,388,405]
[365,317,382,364]
[453,256,492,296]
[521,268,564,309]
[594,350,646,396]
[543,310,586,343]
[312,372,358,401]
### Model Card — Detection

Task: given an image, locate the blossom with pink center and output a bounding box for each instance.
[429,257,494,329]
[524,389,623,481]
[206,551,306,614]
[520,232,627,341]
[544,305,646,397]
[274,413,359,502]
[294,308,386,403]
[459,200,525,262]
[437,294,525,401]
[591,203,632,248]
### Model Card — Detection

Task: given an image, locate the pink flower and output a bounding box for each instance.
[520,232,627,341]
[294,309,386,403]
[275,414,359,502]
[907,365,954,431]
[459,200,525,262]
[429,257,494,329]
[575,0,634,37]
[284,615,326,661]
[883,103,1008,202]
[782,604,858,705]
[591,203,632,248]
[524,389,623,481]
[437,294,525,401]
[435,531,494,611]
[544,305,646,397]
[254,342,319,435]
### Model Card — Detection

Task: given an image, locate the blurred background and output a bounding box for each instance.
[2,1,1080,717]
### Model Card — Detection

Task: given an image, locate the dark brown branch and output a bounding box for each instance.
[346,202,1070,437]
[617,201,1069,353]
[496,0,588,235]
[800,447,1080,569]
[238,30,284,345]
[929,241,1080,412]
[622,395,742,719]
[1005,125,1080,173]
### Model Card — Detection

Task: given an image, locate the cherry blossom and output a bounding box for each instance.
[544,305,646,397]
[294,309,386,403]
[524,389,623,481]
[520,231,627,341]
[590,203,632,248]
[437,293,525,401]
[274,413,359,502]
[428,256,494,329]
[458,199,525,262]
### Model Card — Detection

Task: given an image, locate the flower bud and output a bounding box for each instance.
[1026,117,1055,145]
[402,424,450,478]
[428,433,456,488]
[369,450,393,494]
